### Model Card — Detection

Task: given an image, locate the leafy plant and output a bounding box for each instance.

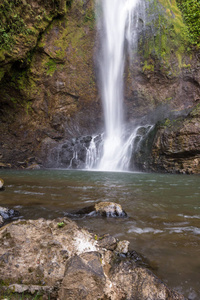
[57,221,65,228]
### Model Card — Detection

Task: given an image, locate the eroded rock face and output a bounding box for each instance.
[132,104,200,174]
[41,135,93,168]
[0,218,185,299]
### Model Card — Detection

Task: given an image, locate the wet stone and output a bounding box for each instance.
[97,234,117,251]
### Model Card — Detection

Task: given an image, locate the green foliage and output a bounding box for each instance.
[176,0,200,47]
[25,102,33,115]
[0,1,28,50]
[57,221,65,228]
[142,60,154,72]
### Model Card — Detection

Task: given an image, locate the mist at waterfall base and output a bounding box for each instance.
[1,169,200,300]
[86,0,142,171]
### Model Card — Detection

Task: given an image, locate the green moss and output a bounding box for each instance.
[163,118,172,127]
[45,58,57,76]
[84,8,95,29]
[0,69,5,81]
[139,0,192,75]
[25,102,33,115]
[176,0,200,47]
[190,103,200,117]
[0,0,66,54]
[142,60,154,72]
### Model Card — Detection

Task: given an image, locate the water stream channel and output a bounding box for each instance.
[0,169,199,299]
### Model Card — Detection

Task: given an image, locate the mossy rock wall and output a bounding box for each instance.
[125,0,200,123]
[0,0,102,168]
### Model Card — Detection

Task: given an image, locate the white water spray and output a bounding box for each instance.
[95,0,139,171]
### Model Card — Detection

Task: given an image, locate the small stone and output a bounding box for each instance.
[97,234,117,251]
[116,240,130,254]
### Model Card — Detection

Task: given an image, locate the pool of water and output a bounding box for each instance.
[0,169,199,299]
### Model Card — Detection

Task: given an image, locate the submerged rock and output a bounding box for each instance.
[68,201,128,218]
[0,217,185,299]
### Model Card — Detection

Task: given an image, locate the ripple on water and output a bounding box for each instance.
[128,226,163,234]
[178,214,200,219]
[14,190,45,196]
[166,226,200,235]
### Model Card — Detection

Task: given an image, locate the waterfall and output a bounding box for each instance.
[88,0,140,171]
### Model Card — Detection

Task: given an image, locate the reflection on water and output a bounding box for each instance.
[0,169,199,299]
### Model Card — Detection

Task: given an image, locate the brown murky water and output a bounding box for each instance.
[0,169,199,299]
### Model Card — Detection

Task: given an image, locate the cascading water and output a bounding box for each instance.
[86,0,141,171]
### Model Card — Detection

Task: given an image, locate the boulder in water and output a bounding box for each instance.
[68,201,127,218]
[94,202,127,217]
[0,178,4,190]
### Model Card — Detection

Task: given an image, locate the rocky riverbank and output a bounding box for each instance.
[0,215,185,300]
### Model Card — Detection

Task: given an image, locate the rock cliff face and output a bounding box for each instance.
[125,0,200,173]
[0,0,101,169]
[132,104,200,174]
[0,0,199,173]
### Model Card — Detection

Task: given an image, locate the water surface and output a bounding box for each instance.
[0,169,199,299]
